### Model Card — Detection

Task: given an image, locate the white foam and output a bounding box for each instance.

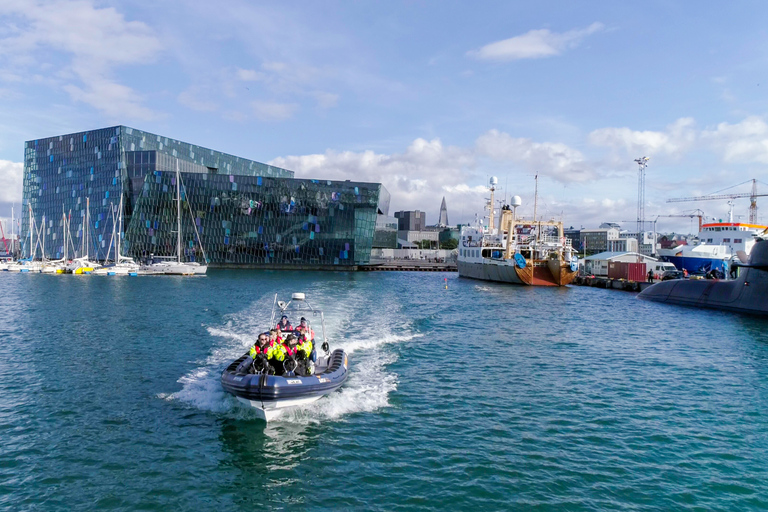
[163,291,415,423]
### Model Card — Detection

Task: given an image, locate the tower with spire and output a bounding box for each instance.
[438,196,449,227]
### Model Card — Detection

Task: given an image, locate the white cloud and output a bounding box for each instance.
[588,117,697,158]
[468,22,604,61]
[0,160,23,204]
[236,68,265,82]
[475,129,594,182]
[269,137,477,217]
[251,100,299,121]
[701,117,768,164]
[0,0,162,119]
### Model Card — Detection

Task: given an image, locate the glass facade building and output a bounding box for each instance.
[22,126,390,268]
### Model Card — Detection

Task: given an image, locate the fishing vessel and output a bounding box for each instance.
[458,177,578,286]
[657,205,767,275]
[141,161,207,276]
[220,293,348,421]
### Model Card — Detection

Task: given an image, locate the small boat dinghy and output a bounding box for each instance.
[220,293,348,421]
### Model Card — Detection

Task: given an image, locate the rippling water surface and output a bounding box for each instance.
[2,271,768,510]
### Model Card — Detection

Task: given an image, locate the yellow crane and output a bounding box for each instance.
[667,179,768,224]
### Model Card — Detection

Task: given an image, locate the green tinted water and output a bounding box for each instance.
[1,271,767,510]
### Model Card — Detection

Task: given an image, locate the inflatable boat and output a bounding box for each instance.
[221,349,348,420]
[220,293,349,421]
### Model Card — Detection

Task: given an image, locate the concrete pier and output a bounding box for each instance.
[571,276,655,292]
[361,259,457,272]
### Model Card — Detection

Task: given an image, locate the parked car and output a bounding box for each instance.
[661,269,684,281]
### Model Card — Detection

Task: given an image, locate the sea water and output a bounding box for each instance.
[1,271,768,510]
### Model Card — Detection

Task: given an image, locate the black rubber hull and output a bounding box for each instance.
[220,349,348,402]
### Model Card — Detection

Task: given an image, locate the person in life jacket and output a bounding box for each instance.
[243,333,274,374]
[268,328,282,344]
[249,332,271,359]
[276,315,293,332]
[283,334,314,376]
[297,317,315,341]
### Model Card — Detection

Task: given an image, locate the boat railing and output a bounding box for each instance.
[511,234,572,249]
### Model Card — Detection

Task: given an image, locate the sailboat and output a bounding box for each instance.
[10,205,45,273]
[67,197,102,274]
[142,161,207,276]
[94,196,140,276]
[0,217,13,271]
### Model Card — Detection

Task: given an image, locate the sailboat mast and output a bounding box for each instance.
[42,215,45,262]
[85,197,89,259]
[176,160,182,264]
[62,206,67,261]
[29,204,33,259]
[116,194,122,261]
[11,205,14,258]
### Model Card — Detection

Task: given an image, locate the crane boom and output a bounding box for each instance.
[656,210,705,232]
[667,192,768,202]
[667,180,768,223]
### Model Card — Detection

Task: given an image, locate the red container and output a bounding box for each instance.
[607,261,648,281]
[627,262,647,282]
[607,261,629,280]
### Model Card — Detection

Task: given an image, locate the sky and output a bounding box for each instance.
[1,0,768,234]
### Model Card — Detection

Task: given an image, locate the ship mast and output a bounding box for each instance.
[488,176,498,232]
[533,174,539,245]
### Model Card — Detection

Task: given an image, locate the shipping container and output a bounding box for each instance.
[607,261,628,280]
[627,262,647,282]
[608,261,648,281]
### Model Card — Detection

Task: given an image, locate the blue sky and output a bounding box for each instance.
[1,0,768,233]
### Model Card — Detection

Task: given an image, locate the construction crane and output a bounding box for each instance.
[667,179,768,224]
[655,209,706,232]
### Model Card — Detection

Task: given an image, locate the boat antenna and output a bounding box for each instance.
[533,174,539,245]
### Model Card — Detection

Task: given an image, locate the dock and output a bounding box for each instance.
[360,260,457,272]
[571,276,655,292]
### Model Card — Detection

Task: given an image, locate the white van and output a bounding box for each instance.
[649,262,677,274]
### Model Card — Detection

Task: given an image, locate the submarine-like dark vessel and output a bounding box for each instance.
[638,234,768,316]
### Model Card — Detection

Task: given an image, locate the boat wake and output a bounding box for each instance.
[161,294,414,424]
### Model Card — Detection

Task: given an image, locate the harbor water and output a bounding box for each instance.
[2,271,768,510]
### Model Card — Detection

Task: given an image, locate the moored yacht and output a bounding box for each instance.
[142,161,207,276]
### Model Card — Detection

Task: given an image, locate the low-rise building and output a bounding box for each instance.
[580,228,620,254]
[583,251,659,276]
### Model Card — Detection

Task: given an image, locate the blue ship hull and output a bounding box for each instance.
[659,255,728,275]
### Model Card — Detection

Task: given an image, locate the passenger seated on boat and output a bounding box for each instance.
[276,315,293,332]
[283,334,314,376]
[247,333,275,374]
[249,333,270,359]
[283,334,300,358]
[297,317,315,341]
[269,328,282,344]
